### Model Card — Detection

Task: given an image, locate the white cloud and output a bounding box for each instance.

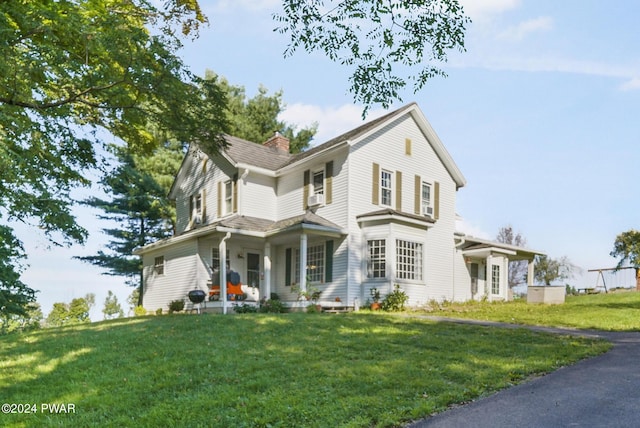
[497,16,553,41]
[455,216,492,239]
[620,77,640,91]
[210,0,280,13]
[449,53,640,88]
[279,103,388,146]
[459,0,521,22]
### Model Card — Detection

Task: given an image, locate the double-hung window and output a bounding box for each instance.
[224,180,233,215]
[294,244,325,284]
[313,170,324,196]
[396,239,423,281]
[154,256,165,275]
[421,182,433,216]
[367,239,386,278]
[211,248,230,273]
[380,169,393,206]
[190,193,202,223]
[491,265,501,295]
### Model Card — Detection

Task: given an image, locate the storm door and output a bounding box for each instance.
[246,251,262,292]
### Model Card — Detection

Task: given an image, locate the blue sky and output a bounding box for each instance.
[18,0,640,319]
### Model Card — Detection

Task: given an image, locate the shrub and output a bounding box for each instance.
[306,304,322,313]
[134,306,147,317]
[566,284,578,296]
[155,308,163,315]
[259,298,287,314]
[234,303,258,313]
[168,300,185,313]
[381,284,409,312]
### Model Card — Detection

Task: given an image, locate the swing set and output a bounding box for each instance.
[585,267,640,294]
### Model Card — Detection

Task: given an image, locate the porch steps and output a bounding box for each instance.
[322,306,352,314]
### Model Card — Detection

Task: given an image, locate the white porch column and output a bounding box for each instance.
[264,241,272,300]
[528,258,535,286]
[486,253,493,301]
[300,233,308,295]
[220,232,231,314]
[503,257,509,300]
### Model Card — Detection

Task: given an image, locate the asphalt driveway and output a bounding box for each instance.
[408,318,640,428]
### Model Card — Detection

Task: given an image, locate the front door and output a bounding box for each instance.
[246,251,262,299]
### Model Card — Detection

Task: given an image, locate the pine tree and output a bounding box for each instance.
[76,147,173,301]
[208,71,318,153]
[0,225,35,318]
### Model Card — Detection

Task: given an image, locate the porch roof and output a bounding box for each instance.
[356,208,435,228]
[459,235,545,261]
[134,211,346,254]
[266,211,347,236]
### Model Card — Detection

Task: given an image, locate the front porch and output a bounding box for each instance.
[190,212,348,314]
[459,236,544,302]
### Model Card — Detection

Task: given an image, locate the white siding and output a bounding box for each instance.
[241,173,277,220]
[276,168,305,220]
[144,105,471,309]
[312,148,349,227]
[347,114,460,304]
[276,147,349,226]
[174,151,236,235]
[142,240,198,312]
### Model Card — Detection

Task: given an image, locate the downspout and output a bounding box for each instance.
[220,232,231,315]
[240,169,249,214]
[345,146,355,309]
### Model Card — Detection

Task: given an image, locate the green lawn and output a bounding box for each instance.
[425,289,640,331]
[1,312,608,427]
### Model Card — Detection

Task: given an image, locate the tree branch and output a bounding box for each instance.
[0,80,128,110]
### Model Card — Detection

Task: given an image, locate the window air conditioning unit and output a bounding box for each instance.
[194,214,202,225]
[424,206,434,217]
[308,194,324,207]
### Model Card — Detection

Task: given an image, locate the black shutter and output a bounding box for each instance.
[285,248,292,286]
[325,240,333,283]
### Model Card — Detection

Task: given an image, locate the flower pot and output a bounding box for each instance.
[370,302,381,311]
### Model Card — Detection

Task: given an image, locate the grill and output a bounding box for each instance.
[188,289,206,314]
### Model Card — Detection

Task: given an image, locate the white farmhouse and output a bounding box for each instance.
[134,103,543,313]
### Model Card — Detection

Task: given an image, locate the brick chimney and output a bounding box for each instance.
[263,131,290,154]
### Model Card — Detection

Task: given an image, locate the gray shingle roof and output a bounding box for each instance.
[223,135,292,170]
[218,212,343,234]
[268,210,343,232]
[217,214,275,232]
